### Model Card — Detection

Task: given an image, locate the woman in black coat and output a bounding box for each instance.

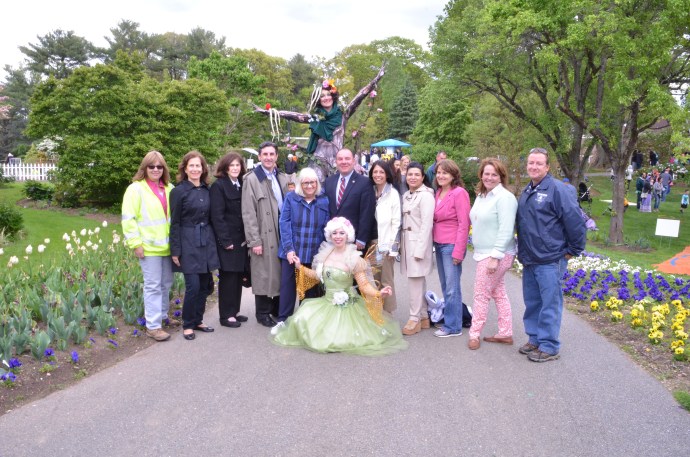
[210,152,250,328]
[170,151,220,340]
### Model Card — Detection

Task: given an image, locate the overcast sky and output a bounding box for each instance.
[2,0,449,79]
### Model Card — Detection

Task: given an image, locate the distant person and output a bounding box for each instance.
[285,153,298,183]
[425,150,447,189]
[652,177,664,212]
[625,165,633,191]
[515,147,586,362]
[649,149,658,166]
[640,177,652,213]
[660,167,672,202]
[681,190,689,214]
[635,172,646,210]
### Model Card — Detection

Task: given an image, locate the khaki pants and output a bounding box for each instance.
[407,276,428,321]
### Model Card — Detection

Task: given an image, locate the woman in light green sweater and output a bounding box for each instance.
[467,158,518,350]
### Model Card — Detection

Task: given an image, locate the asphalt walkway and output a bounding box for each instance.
[2,256,689,456]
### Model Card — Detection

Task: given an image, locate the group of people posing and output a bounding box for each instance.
[122,145,586,361]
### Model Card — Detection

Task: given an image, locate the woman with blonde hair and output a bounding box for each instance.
[467,158,517,350]
[274,167,330,331]
[272,217,406,355]
[122,151,174,342]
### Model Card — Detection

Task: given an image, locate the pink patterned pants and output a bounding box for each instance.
[469,255,514,339]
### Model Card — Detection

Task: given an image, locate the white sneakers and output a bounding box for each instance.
[270,321,286,336]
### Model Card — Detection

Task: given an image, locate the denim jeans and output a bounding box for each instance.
[139,256,173,330]
[522,258,568,355]
[435,243,463,333]
[653,193,661,209]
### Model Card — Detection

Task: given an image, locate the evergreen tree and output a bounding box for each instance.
[388,80,418,140]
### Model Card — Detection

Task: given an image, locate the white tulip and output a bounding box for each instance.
[37,244,46,253]
[62,233,70,242]
[102,221,108,227]
[80,229,87,236]
[25,245,33,255]
[44,238,50,244]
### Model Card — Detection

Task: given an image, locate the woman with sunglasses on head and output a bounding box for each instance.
[122,151,175,342]
[170,151,220,341]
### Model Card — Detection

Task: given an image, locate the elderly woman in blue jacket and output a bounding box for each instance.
[273,167,330,332]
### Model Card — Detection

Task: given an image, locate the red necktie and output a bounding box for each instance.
[337,177,345,208]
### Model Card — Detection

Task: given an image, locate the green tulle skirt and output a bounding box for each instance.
[272,267,407,356]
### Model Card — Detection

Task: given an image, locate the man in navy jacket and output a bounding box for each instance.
[324,148,375,250]
[516,147,586,363]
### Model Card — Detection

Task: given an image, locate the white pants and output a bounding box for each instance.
[139,256,174,330]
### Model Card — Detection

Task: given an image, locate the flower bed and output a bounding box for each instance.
[0,221,185,387]
[560,251,689,362]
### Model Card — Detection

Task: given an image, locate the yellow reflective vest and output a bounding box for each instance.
[121,180,174,256]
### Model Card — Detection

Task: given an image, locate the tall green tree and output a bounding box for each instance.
[388,80,418,140]
[186,27,226,61]
[19,30,95,79]
[430,0,690,243]
[26,56,228,206]
[188,51,267,147]
[0,65,38,158]
[414,78,471,147]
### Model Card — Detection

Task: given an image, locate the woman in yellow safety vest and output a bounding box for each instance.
[121,151,175,342]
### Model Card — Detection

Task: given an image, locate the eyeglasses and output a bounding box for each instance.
[301,181,317,187]
[147,165,164,170]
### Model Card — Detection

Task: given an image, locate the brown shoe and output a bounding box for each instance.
[468,338,480,350]
[420,318,431,329]
[483,335,514,345]
[146,328,171,341]
[518,342,539,354]
[402,319,421,336]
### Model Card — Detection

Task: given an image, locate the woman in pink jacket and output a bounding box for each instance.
[432,159,471,338]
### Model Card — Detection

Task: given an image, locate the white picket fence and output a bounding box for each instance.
[1,163,57,181]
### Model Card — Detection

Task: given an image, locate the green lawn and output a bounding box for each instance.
[0,183,111,260]
[576,175,689,273]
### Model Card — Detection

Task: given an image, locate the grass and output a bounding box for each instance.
[673,390,690,412]
[578,175,689,272]
[0,182,109,260]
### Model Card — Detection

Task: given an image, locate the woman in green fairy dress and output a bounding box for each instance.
[272,217,407,356]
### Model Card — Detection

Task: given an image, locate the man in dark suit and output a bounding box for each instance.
[324,148,376,250]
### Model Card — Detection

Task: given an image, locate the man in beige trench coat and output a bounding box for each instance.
[242,141,289,327]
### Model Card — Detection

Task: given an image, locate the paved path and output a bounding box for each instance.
[2,257,689,456]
